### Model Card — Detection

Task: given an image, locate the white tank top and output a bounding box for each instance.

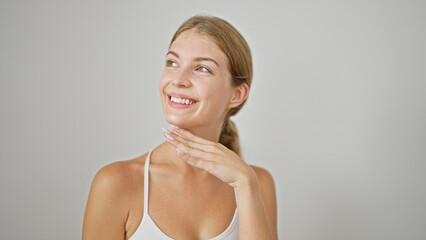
[129,150,239,240]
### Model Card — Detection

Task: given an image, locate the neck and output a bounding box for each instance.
[185,122,223,143]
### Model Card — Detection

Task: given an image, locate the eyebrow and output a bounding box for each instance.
[166,50,220,67]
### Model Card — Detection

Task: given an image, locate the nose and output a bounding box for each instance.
[172,68,192,88]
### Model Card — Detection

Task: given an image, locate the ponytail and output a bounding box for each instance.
[219,117,241,156]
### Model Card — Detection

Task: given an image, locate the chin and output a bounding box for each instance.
[165,115,188,128]
[165,115,201,130]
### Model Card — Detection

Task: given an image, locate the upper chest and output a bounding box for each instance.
[126,162,237,239]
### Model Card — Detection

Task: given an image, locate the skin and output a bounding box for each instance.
[82,29,278,240]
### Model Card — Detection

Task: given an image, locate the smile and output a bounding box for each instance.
[167,94,199,109]
[170,96,196,105]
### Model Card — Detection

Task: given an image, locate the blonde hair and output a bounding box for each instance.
[169,15,252,156]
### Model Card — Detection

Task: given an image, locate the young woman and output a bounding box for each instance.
[82,15,278,240]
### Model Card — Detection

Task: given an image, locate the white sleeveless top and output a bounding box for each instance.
[129,150,239,240]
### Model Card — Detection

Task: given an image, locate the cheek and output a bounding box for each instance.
[214,75,234,98]
[158,72,169,92]
[200,79,233,105]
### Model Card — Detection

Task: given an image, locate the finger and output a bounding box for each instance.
[163,127,217,153]
[163,132,187,150]
[168,131,218,153]
[164,134,215,161]
[175,148,216,173]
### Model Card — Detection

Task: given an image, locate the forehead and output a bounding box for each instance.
[169,29,229,67]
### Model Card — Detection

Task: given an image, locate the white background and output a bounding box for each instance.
[1,0,425,239]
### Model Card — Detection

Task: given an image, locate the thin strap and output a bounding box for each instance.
[143,150,152,214]
[233,188,238,209]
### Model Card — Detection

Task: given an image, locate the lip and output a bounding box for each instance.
[167,92,199,109]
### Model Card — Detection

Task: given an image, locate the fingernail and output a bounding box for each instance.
[170,124,180,129]
[165,133,174,141]
[176,148,184,155]
[161,127,171,134]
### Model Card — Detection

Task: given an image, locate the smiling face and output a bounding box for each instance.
[159,29,236,130]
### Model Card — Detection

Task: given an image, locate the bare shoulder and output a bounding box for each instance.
[87,159,145,213]
[93,160,139,187]
[92,160,139,194]
[82,155,148,240]
[249,165,278,239]
[249,165,276,190]
[248,165,277,207]
[90,153,148,195]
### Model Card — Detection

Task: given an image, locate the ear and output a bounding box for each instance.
[228,83,250,109]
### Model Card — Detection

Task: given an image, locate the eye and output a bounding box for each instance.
[196,66,212,74]
[166,60,178,67]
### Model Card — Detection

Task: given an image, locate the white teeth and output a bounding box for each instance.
[170,96,196,105]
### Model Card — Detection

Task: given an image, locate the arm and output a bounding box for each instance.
[236,166,278,240]
[82,162,131,240]
[163,128,278,239]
